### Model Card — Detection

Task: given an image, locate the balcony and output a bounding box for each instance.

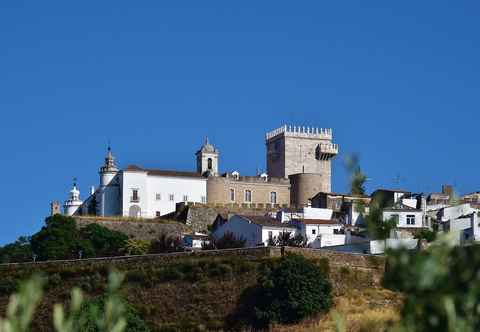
[316,143,339,160]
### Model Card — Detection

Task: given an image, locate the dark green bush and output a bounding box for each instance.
[202,232,246,250]
[0,279,17,295]
[47,273,62,288]
[252,254,332,327]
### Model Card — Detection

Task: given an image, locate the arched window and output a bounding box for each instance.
[207,158,213,170]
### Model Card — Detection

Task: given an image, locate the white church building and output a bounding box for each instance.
[62,142,211,218]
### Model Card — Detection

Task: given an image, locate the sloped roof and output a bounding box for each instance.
[238,215,296,229]
[301,219,342,225]
[124,165,204,179]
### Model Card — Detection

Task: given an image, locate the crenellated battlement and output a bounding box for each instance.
[265,125,333,141]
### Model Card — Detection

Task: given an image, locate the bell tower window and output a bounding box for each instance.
[207,158,213,170]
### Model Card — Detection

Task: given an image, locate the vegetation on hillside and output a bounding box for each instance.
[0,272,150,332]
[202,232,246,250]
[29,215,128,261]
[267,232,307,247]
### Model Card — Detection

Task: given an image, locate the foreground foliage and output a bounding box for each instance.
[0,272,150,332]
[384,235,480,332]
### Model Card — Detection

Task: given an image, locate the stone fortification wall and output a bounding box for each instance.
[75,217,190,241]
[207,176,290,206]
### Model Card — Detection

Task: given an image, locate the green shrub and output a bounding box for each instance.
[123,239,151,256]
[202,232,246,250]
[252,254,332,327]
[48,273,62,288]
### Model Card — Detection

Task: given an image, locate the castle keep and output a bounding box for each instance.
[56,125,339,218]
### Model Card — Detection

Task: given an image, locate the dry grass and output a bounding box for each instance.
[273,288,402,332]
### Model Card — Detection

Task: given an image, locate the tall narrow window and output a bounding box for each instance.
[183,195,188,202]
[245,190,252,202]
[156,193,161,201]
[270,192,277,204]
[207,158,213,170]
[169,194,174,201]
[201,196,207,204]
[230,189,235,202]
[131,189,139,202]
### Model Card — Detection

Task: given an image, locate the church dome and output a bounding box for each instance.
[199,137,218,154]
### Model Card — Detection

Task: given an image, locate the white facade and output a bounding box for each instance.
[370,238,419,255]
[213,215,297,247]
[438,203,477,222]
[121,168,207,218]
[67,148,208,219]
[383,209,425,228]
[446,213,480,245]
[277,207,333,223]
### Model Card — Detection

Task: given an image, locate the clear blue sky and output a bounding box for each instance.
[1,1,479,245]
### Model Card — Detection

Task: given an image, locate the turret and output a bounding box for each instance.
[99,145,119,186]
[64,179,83,216]
[196,137,219,176]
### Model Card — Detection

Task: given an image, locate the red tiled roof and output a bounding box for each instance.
[301,219,341,225]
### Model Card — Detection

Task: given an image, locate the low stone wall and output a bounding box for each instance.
[0,247,279,273]
[75,217,190,241]
[0,246,385,276]
[284,247,385,271]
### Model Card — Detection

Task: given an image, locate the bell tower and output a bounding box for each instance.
[196,137,219,176]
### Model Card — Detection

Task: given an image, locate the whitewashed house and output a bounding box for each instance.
[383,207,426,229]
[213,215,297,247]
[437,203,477,222]
[293,219,344,248]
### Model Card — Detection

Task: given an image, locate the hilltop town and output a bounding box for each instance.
[51,124,480,255]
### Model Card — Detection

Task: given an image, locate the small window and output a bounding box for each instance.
[169,194,174,201]
[131,189,139,202]
[207,158,213,170]
[245,190,252,202]
[312,229,316,235]
[201,196,207,204]
[406,215,416,225]
[156,193,161,201]
[270,192,277,204]
[230,189,235,202]
[268,231,273,239]
[183,195,188,202]
[155,211,161,217]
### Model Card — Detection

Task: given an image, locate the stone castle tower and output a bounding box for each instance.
[266,125,339,207]
[196,137,219,176]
